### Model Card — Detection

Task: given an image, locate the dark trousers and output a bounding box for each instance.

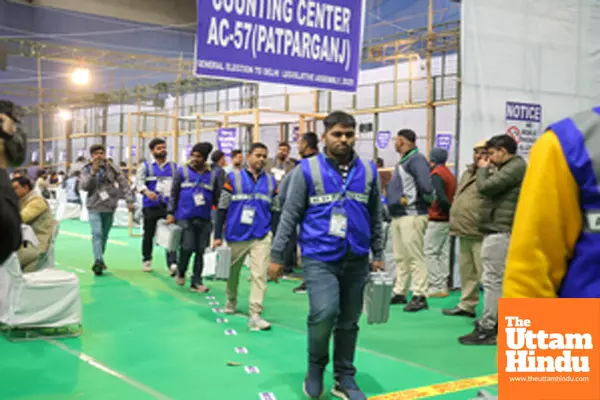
[303,254,370,379]
[177,217,212,286]
[142,205,177,267]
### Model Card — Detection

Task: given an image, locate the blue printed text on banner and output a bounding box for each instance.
[218,127,238,161]
[194,0,366,92]
[376,130,391,149]
[435,133,453,151]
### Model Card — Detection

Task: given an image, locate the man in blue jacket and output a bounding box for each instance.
[167,142,220,293]
[269,111,384,400]
[213,142,277,332]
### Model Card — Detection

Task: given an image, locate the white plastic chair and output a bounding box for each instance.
[0,250,82,341]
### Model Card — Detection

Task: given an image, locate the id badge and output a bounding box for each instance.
[157,178,173,196]
[329,207,347,239]
[194,191,206,206]
[99,191,109,201]
[241,205,256,225]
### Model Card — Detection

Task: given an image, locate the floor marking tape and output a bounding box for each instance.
[44,338,173,400]
[60,230,129,246]
[59,257,464,382]
[369,374,498,400]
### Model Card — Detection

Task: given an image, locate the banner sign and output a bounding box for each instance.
[435,132,453,151]
[194,0,366,92]
[45,151,53,162]
[292,126,300,143]
[376,130,391,149]
[505,101,542,159]
[218,127,238,160]
[31,150,39,162]
[59,151,66,162]
[107,145,115,158]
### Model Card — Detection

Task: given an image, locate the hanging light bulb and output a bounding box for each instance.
[71,67,90,85]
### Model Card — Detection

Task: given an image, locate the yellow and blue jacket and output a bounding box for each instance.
[503,107,600,298]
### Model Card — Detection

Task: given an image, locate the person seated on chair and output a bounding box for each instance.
[11,176,53,272]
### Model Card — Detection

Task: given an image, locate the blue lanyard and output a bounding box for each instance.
[323,155,356,199]
[192,168,209,191]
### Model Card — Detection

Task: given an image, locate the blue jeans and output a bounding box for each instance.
[88,211,115,263]
[303,254,370,378]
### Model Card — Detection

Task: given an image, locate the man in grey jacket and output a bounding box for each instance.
[386,129,435,312]
[80,144,134,276]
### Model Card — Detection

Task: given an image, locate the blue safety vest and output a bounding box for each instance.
[225,169,276,242]
[174,165,215,221]
[550,106,600,297]
[298,153,376,262]
[143,160,177,209]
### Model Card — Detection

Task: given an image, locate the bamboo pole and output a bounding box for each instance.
[37,57,44,167]
[426,0,435,153]
[173,53,183,164]
[253,109,260,142]
[195,115,201,142]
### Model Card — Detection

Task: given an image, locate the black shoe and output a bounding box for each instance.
[293,282,307,294]
[458,325,497,345]
[403,296,428,312]
[442,306,476,318]
[331,376,366,400]
[303,365,324,399]
[390,294,407,305]
[92,261,104,276]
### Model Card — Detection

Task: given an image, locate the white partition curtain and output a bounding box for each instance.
[459,0,600,173]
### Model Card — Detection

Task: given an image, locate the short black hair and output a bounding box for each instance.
[89,144,105,155]
[149,138,166,150]
[231,149,242,158]
[397,129,416,143]
[278,142,290,150]
[211,150,225,163]
[302,132,319,151]
[191,142,213,159]
[324,111,356,131]
[11,176,32,190]
[376,157,384,167]
[249,142,268,154]
[487,134,518,154]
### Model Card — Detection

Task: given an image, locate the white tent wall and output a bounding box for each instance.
[460,0,600,173]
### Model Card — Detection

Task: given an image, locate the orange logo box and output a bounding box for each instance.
[498,298,600,400]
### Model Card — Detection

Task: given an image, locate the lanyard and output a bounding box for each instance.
[192,168,209,191]
[400,148,419,164]
[323,155,356,201]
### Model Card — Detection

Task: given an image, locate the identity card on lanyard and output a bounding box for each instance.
[240,172,261,225]
[327,164,356,239]
[193,174,206,206]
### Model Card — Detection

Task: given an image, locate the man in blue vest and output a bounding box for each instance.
[167,142,220,293]
[136,138,178,274]
[269,111,385,400]
[213,142,277,331]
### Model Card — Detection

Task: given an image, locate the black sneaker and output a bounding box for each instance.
[390,294,407,305]
[459,325,497,345]
[293,282,307,294]
[442,306,476,318]
[331,376,366,400]
[403,296,428,312]
[92,261,104,276]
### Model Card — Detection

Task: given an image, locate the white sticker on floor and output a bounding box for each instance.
[258,393,276,400]
[209,301,219,306]
[245,366,260,374]
[225,329,237,336]
[235,347,248,354]
[206,296,216,300]
[216,318,228,323]
[212,308,223,313]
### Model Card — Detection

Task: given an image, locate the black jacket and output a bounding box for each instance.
[0,169,22,264]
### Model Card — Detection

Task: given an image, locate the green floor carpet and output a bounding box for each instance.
[0,220,498,399]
